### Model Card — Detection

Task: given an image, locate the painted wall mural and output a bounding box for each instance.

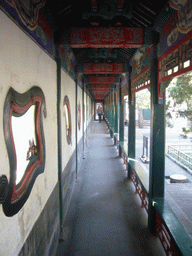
[170,0,192,34]
[130,47,151,79]
[0,0,54,56]
[130,46,151,93]
[159,0,192,56]
[61,46,76,80]
[4,0,46,30]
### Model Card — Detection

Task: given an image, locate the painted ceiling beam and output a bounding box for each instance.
[91,88,112,92]
[117,0,125,12]
[55,27,152,48]
[83,63,124,74]
[91,0,97,12]
[69,27,143,48]
[88,76,117,84]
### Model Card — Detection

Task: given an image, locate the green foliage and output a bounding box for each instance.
[136,88,150,110]
[168,74,192,106]
[166,72,192,122]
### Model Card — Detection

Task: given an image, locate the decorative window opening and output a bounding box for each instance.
[64,96,72,145]
[1,87,46,216]
[168,69,173,75]
[78,103,81,130]
[12,105,37,185]
[174,66,179,73]
[184,60,190,68]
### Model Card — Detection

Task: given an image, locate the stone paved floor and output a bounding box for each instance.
[56,121,165,256]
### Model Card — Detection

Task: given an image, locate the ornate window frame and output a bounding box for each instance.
[78,103,81,130]
[1,86,46,216]
[63,96,72,145]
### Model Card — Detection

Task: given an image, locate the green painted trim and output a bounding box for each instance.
[148,38,165,234]
[128,69,135,178]
[119,81,124,147]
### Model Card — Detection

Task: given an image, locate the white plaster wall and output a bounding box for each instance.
[0,11,58,256]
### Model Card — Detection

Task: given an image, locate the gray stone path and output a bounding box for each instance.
[56,121,165,256]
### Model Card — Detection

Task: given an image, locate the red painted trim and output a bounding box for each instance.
[83,63,124,74]
[88,76,117,84]
[159,65,192,84]
[78,105,81,130]
[66,101,71,142]
[133,84,151,93]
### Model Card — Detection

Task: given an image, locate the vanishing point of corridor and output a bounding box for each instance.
[56,121,165,256]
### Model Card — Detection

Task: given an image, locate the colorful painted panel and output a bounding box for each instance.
[121,74,128,88]
[83,63,124,74]
[88,76,117,84]
[131,66,151,93]
[170,0,192,34]
[159,31,192,84]
[60,46,76,79]
[0,0,55,56]
[159,0,192,56]
[70,27,143,48]
[130,47,151,79]
[122,83,128,97]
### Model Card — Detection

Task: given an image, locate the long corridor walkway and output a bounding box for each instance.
[56,121,165,256]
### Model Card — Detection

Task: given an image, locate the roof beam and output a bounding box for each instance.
[83,63,124,74]
[117,0,124,12]
[88,76,117,84]
[70,27,143,48]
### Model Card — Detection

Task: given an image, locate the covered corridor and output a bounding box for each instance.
[56,120,165,255]
[1,0,192,255]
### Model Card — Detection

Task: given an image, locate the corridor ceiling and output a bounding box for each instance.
[45,0,169,101]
